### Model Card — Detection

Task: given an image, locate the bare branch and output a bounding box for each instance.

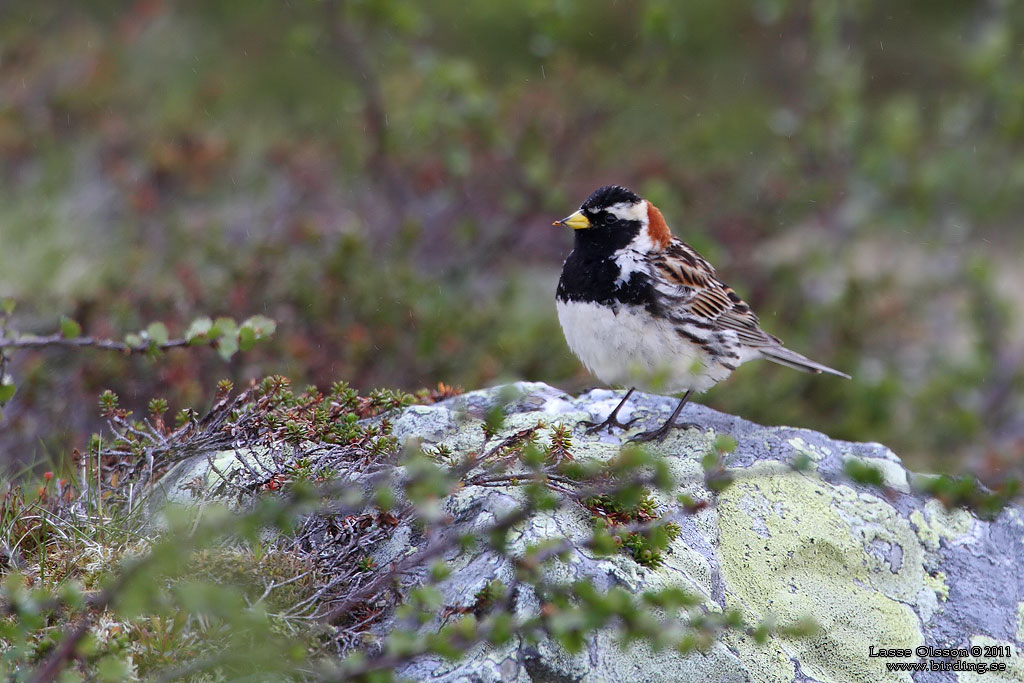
[0,333,193,354]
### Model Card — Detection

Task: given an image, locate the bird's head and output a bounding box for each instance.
[554,185,672,252]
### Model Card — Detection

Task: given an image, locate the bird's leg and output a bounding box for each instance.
[579,387,639,434]
[629,391,697,443]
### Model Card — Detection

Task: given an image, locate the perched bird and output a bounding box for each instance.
[554,185,849,442]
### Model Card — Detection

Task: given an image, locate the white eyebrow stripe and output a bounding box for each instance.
[605,200,648,223]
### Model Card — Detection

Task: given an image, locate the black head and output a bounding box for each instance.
[581,185,642,214]
[554,185,647,252]
[580,185,644,229]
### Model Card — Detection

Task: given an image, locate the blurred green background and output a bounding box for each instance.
[1,0,1022,476]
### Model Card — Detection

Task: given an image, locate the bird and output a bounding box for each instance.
[554,185,850,443]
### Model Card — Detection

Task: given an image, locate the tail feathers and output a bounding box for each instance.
[760,346,851,379]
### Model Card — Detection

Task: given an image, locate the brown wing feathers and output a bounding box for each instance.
[647,232,850,377]
[650,239,781,347]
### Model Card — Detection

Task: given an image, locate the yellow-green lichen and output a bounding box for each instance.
[721,630,795,683]
[956,636,1024,683]
[786,436,829,466]
[830,485,925,602]
[1016,603,1024,643]
[909,499,975,551]
[718,464,923,683]
[924,571,949,600]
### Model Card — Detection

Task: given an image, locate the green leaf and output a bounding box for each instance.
[217,332,239,361]
[211,317,237,340]
[1,297,14,315]
[488,612,514,645]
[706,470,734,493]
[700,452,719,472]
[791,452,813,471]
[714,434,737,454]
[146,321,169,346]
[239,315,276,351]
[97,654,132,682]
[843,458,885,487]
[429,562,452,582]
[374,485,396,511]
[211,318,238,359]
[185,316,213,344]
[124,333,143,348]
[238,325,257,352]
[59,316,82,339]
[0,382,15,404]
[241,314,276,338]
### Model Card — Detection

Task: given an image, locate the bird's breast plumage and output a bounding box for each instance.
[555,248,655,310]
[555,244,741,393]
[555,297,733,393]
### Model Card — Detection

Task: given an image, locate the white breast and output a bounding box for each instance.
[556,299,733,393]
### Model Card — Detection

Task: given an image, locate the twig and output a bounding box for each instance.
[0,333,192,354]
[319,462,675,626]
[0,305,11,381]
[322,498,534,625]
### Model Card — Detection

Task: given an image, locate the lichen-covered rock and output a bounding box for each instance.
[155,382,1024,683]
[396,383,1023,683]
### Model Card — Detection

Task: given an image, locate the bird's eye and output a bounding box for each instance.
[605,214,619,225]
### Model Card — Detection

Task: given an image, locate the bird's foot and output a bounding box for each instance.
[627,420,699,444]
[579,415,640,435]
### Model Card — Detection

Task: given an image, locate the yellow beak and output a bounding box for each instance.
[553,210,591,230]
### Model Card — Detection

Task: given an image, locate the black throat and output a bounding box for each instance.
[556,221,656,309]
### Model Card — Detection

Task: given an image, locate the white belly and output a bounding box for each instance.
[556,300,733,393]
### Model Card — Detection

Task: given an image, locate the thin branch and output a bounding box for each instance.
[322,498,535,625]
[319,462,683,626]
[0,333,193,354]
[0,305,11,379]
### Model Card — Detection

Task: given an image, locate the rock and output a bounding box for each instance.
[155,382,1024,683]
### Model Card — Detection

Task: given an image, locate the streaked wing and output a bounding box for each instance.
[648,240,781,348]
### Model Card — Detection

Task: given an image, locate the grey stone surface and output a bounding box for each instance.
[157,382,1024,683]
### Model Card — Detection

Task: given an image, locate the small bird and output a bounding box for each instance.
[554,185,850,442]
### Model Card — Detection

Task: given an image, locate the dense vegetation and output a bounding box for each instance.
[2,2,1024,475]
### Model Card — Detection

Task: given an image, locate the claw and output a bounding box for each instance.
[627,392,697,443]
[577,387,637,436]
[627,421,698,443]
[579,415,640,435]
